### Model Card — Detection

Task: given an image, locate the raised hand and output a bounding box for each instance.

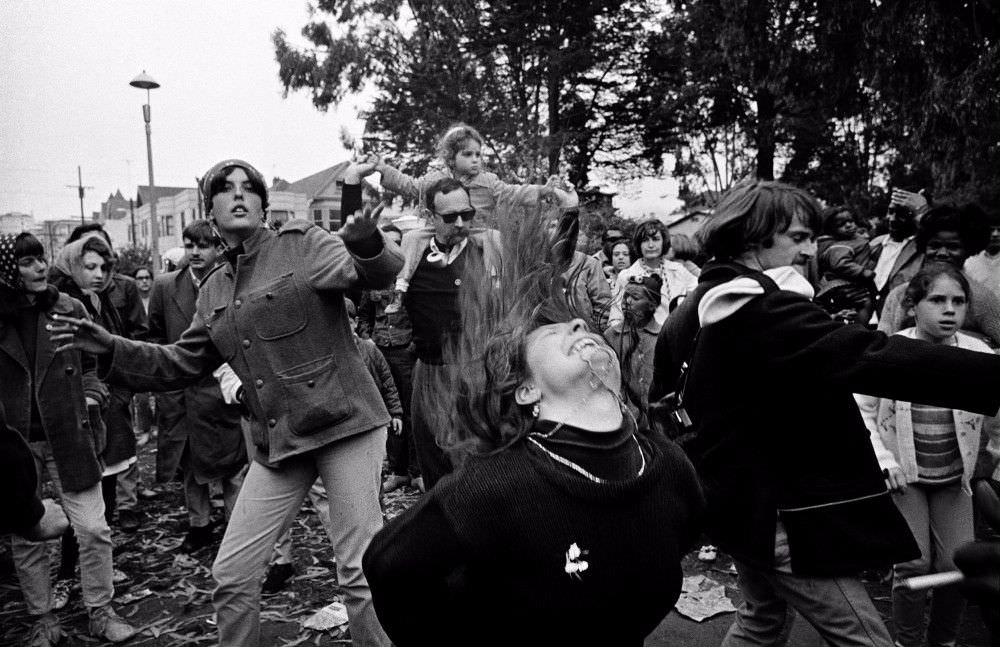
[340,202,386,245]
[345,153,383,183]
[47,314,115,354]
[890,189,929,215]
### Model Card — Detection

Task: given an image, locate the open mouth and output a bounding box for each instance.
[568,337,600,356]
[231,206,248,217]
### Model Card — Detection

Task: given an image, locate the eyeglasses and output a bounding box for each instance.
[437,208,476,224]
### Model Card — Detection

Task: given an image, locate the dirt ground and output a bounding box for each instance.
[1,438,992,646]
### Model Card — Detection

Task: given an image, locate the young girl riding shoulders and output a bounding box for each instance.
[350,123,577,297]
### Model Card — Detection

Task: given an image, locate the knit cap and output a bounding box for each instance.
[199,159,269,215]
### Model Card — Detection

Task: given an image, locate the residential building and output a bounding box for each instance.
[0,212,35,235]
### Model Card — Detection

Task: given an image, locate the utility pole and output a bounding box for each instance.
[129,198,137,246]
[66,166,93,225]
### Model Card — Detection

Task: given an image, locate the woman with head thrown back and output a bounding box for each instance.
[0,232,137,644]
[362,212,704,647]
[48,159,403,647]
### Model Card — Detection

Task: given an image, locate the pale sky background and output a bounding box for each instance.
[1,1,679,221]
[1,1,366,221]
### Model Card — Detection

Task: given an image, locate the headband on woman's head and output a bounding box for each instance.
[200,159,269,215]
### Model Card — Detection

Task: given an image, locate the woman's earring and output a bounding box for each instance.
[531,402,540,418]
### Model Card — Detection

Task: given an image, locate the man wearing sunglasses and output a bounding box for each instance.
[402,178,501,488]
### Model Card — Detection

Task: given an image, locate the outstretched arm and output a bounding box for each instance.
[49,311,223,393]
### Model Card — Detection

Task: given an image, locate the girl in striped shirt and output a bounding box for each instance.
[859,263,1000,647]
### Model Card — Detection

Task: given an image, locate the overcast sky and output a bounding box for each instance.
[1,1,367,220]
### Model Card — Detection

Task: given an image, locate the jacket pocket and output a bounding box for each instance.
[277,354,353,436]
[249,273,307,340]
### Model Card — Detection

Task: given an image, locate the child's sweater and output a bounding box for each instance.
[815,234,875,296]
[858,328,1000,493]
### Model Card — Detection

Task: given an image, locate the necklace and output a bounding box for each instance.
[526,434,646,484]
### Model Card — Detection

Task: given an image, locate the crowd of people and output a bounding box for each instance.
[2,122,1000,647]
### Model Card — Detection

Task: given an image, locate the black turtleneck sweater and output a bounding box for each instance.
[363,423,704,647]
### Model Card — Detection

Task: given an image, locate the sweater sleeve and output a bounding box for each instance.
[877,284,907,334]
[365,342,403,416]
[363,492,468,646]
[377,164,422,203]
[823,244,875,282]
[969,280,1000,347]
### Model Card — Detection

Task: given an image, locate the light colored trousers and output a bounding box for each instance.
[891,483,973,647]
[273,478,334,564]
[722,560,893,647]
[186,468,244,528]
[12,441,115,615]
[211,427,389,647]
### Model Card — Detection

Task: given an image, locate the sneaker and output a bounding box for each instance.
[117,509,141,533]
[51,579,73,611]
[697,545,718,562]
[262,562,295,595]
[179,525,214,553]
[383,474,410,493]
[411,476,426,493]
[88,604,137,643]
[27,613,62,647]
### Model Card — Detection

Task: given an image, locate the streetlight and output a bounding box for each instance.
[129,70,160,274]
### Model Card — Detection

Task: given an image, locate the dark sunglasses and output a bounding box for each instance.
[437,208,476,224]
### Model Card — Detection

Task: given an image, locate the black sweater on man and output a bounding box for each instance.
[363,422,704,647]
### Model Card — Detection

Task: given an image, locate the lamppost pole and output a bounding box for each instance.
[130,71,161,274]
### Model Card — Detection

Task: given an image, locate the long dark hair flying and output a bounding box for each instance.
[426,201,583,461]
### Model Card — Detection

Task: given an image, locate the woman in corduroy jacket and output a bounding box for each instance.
[0,232,136,644]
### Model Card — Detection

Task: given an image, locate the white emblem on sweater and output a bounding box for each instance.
[564,543,589,579]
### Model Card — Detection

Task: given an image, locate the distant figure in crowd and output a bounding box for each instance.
[878,203,1000,347]
[611,219,697,326]
[963,208,1000,301]
[813,205,876,323]
[147,220,247,554]
[358,226,422,492]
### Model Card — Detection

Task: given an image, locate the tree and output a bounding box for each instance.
[273,0,654,187]
[640,0,872,185]
[116,245,152,277]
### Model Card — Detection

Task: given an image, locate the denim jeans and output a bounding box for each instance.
[722,560,892,647]
[891,482,973,647]
[211,427,389,647]
[12,441,115,615]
